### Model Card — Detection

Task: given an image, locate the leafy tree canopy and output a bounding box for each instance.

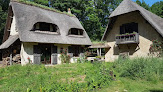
[150,1,163,18]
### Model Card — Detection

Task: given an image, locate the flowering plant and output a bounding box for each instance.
[149,39,163,57]
[60,48,70,64]
[27,57,32,64]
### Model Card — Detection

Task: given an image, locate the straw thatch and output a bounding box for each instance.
[102,0,163,40]
[0,35,19,49]
[2,1,91,48]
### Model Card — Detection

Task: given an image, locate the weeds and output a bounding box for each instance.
[113,57,163,81]
[0,62,111,91]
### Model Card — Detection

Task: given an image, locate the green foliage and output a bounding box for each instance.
[150,1,163,18]
[85,62,112,90]
[0,59,163,91]
[149,40,163,57]
[59,48,70,64]
[0,3,8,44]
[0,62,112,91]
[136,0,150,10]
[113,57,163,82]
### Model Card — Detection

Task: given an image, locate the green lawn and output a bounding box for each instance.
[0,59,163,92]
[100,78,163,92]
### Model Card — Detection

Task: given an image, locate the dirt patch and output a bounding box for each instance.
[60,75,86,83]
[78,75,86,83]
[0,77,3,80]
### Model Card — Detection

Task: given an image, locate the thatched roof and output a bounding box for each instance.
[0,35,19,49]
[102,0,163,40]
[89,43,110,48]
[2,1,91,47]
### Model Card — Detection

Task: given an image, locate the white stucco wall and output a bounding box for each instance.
[10,16,18,36]
[20,42,37,65]
[55,44,70,64]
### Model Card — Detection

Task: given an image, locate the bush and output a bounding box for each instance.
[60,48,70,64]
[113,57,163,81]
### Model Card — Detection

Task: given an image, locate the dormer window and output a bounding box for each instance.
[68,28,84,36]
[31,22,59,33]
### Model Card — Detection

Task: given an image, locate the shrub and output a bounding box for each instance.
[85,62,112,90]
[149,39,163,57]
[113,57,163,81]
[60,48,70,64]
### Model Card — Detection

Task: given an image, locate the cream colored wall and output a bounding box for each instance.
[20,42,38,65]
[10,16,18,35]
[54,44,70,64]
[20,42,83,65]
[55,44,84,64]
[105,12,163,61]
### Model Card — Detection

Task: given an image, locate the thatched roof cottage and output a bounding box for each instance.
[0,1,91,65]
[102,0,163,61]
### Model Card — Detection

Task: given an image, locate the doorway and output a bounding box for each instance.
[40,44,51,64]
[33,44,58,64]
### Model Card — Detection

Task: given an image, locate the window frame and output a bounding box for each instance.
[120,22,138,34]
[68,28,84,37]
[31,22,59,34]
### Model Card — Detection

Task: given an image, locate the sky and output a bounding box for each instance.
[132,0,163,6]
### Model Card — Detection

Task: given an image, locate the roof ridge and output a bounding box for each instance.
[10,0,76,17]
[109,0,138,18]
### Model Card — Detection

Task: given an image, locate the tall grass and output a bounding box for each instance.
[0,62,112,92]
[113,57,163,82]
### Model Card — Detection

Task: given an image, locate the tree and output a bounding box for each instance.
[83,0,122,40]
[136,0,150,10]
[150,1,163,18]
[0,0,9,44]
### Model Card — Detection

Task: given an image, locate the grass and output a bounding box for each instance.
[99,78,163,92]
[13,0,76,17]
[0,57,163,91]
[0,63,89,91]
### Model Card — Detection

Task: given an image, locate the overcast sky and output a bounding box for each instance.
[132,0,162,6]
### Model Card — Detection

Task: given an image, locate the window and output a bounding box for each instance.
[69,28,83,35]
[32,22,59,32]
[68,46,84,57]
[120,22,138,34]
[40,22,50,31]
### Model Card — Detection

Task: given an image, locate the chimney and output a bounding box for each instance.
[68,8,71,14]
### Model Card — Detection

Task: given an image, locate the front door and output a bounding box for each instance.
[40,44,51,64]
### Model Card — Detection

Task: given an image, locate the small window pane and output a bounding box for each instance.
[120,22,138,34]
[31,22,59,32]
[69,28,83,35]
[40,22,50,31]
